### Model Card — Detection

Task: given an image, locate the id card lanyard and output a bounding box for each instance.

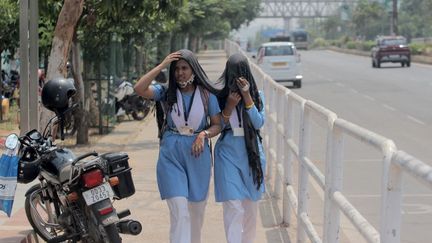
[233,105,245,136]
[182,87,196,127]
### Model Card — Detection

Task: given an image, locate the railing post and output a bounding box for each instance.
[264,81,276,190]
[283,90,294,226]
[380,141,401,243]
[274,87,285,201]
[323,118,343,243]
[297,101,310,243]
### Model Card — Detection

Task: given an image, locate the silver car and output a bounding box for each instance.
[254,42,302,88]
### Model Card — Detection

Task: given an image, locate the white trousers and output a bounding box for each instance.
[223,199,258,243]
[166,197,207,243]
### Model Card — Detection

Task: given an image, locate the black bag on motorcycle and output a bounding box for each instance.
[101,152,135,199]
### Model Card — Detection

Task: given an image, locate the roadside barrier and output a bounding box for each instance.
[225,39,432,243]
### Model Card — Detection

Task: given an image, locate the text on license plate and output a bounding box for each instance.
[272,62,287,67]
[82,183,113,206]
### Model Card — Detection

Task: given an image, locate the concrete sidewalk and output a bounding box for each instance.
[0,50,294,242]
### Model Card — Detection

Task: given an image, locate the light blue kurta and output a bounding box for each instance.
[214,92,266,202]
[152,84,220,202]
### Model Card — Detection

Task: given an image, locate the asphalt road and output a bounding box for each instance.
[292,50,432,243]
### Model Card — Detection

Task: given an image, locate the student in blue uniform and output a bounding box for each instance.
[214,53,266,243]
[134,49,221,243]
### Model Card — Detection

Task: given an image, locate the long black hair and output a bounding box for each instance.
[155,49,217,138]
[217,53,264,189]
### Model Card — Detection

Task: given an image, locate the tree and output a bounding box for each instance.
[40,0,84,135]
[172,0,261,52]
[399,0,432,39]
[0,0,18,120]
[351,0,387,39]
[0,0,19,76]
[37,0,262,144]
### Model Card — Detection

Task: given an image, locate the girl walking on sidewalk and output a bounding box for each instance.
[214,53,266,243]
[134,49,221,243]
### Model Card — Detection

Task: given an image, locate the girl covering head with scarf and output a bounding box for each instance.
[134,49,221,243]
[214,52,266,243]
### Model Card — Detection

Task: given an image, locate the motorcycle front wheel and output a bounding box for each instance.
[25,184,70,241]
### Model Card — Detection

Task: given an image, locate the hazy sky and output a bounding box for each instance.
[231,18,285,40]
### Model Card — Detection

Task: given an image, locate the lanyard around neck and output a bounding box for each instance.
[235,105,242,128]
[181,87,196,126]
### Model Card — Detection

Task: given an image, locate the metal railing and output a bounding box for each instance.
[224,39,432,243]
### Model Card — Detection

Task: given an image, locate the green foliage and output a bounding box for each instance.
[351,0,388,39]
[409,43,425,55]
[321,16,343,40]
[399,0,432,39]
[361,40,375,51]
[35,0,261,78]
[346,41,357,49]
[408,42,432,55]
[310,38,329,48]
[0,0,19,55]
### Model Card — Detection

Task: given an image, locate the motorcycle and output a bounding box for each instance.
[114,80,152,121]
[1,70,19,100]
[2,93,142,242]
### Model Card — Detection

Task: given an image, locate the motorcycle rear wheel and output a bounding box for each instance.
[25,184,69,241]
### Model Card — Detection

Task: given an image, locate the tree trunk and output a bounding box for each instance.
[40,0,84,133]
[83,59,99,127]
[135,46,142,74]
[157,32,170,61]
[189,35,198,53]
[71,34,89,144]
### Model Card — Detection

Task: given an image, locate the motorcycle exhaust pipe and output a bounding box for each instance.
[117,219,142,235]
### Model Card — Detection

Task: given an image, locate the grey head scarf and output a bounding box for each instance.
[165,49,222,107]
[156,49,221,138]
[217,52,264,189]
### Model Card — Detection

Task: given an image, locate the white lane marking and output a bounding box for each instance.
[350,88,359,94]
[407,115,426,125]
[345,159,380,163]
[382,104,396,111]
[346,194,432,198]
[363,95,375,101]
[336,82,345,87]
[345,195,432,215]
[402,203,432,215]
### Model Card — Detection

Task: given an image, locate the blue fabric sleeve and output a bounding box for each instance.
[207,93,221,117]
[246,91,265,129]
[151,84,166,101]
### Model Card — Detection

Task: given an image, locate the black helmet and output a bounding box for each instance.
[41,77,76,114]
[17,147,40,184]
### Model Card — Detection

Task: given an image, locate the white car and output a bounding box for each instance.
[254,42,302,88]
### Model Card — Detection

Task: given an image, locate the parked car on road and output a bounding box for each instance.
[371,36,411,68]
[253,42,302,88]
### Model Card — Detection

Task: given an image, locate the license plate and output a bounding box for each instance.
[389,55,400,58]
[82,183,113,206]
[272,62,287,67]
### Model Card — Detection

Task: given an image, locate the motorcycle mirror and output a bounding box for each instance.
[5,134,19,150]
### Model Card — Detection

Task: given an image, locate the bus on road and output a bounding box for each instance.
[290,29,309,50]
